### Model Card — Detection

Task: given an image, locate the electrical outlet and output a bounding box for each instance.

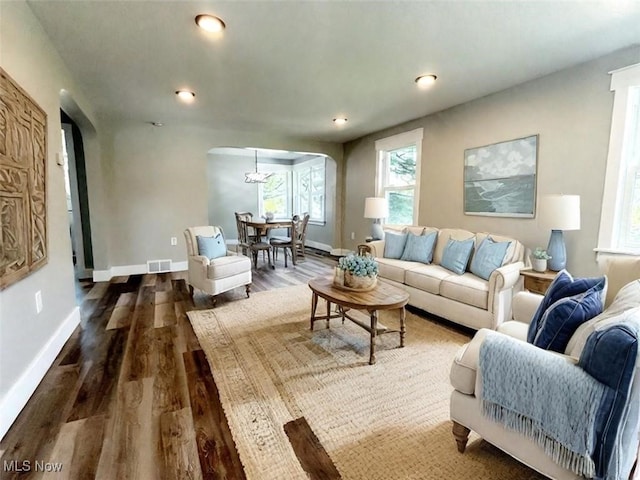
[170,237,177,246]
[351,232,355,240]
[35,290,43,314]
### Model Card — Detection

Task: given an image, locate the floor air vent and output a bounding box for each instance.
[147,259,172,273]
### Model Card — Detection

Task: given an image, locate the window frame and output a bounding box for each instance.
[293,156,326,225]
[257,164,292,220]
[597,63,640,257]
[374,128,424,225]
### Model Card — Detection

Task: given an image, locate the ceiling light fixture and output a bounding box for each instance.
[175,90,196,102]
[195,14,226,33]
[245,149,273,184]
[415,74,437,88]
[150,121,164,127]
[333,117,348,126]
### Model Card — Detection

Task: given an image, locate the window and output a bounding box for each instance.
[258,165,292,219]
[375,128,423,225]
[598,63,640,255]
[257,156,326,223]
[294,157,325,223]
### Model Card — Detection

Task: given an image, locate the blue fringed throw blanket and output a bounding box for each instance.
[480,333,605,478]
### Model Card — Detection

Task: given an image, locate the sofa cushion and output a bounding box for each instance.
[400,231,437,264]
[602,256,640,308]
[441,237,475,275]
[405,264,453,295]
[566,279,640,358]
[376,258,421,284]
[197,233,227,259]
[532,285,604,353]
[527,270,607,344]
[383,231,408,259]
[497,320,529,341]
[440,273,489,310]
[207,254,252,280]
[470,236,511,280]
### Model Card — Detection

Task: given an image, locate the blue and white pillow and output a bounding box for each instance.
[197,233,227,259]
[527,270,607,344]
[532,285,604,352]
[400,232,437,264]
[383,232,408,259]
[440,237,475,275]
[470,237,511,280]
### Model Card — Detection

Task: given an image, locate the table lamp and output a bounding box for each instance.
[364,197,388,241]
[539,194,581,271]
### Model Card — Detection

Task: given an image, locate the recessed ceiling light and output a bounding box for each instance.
[195,14,226,33]
[415,74,437,88]
[150,122,164,127]
[175,90,196,102]
[333,118,348,126]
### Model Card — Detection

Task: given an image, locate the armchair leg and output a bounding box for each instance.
[245,284,251,298]
[452,421,470,453]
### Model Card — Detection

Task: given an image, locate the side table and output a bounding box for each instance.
[520,269,557,295]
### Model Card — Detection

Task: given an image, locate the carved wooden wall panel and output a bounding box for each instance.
[0,68,48,290]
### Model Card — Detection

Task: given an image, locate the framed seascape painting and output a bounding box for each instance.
[464,134,538,218]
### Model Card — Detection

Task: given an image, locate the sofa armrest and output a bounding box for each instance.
[512,291,543,325]
[189,255,210,267]
[361,240,385,258]
[450,328,492,395]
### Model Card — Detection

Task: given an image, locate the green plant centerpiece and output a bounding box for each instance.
[532,247,551,272]
[336,253,379,291]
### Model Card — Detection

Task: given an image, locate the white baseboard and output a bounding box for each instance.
[93,261,188,282]
[0,307,81,441]
[305,240,332,252]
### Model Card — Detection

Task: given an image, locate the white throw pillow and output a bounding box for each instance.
[565,279,640,358]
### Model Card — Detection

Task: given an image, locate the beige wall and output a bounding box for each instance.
[104,121,343,268]
[0,1,102,404]
[344,46,640,277]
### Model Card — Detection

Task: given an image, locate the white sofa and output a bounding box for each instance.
[363,226,525,331]
[450,257,640,480]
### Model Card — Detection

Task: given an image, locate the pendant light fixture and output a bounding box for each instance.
[244,149,273,183]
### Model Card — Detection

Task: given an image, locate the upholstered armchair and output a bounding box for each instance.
[183,226,252,303]
[449,257,640,480]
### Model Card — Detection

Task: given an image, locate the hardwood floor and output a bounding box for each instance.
[0,252,336,479]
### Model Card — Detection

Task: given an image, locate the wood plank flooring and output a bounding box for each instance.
[0,252,336,479]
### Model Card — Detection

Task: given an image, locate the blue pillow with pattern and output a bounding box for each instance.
[383,232,408,259]
[400,232,437,264]
[440,237,475,275]
[470,237,511,280]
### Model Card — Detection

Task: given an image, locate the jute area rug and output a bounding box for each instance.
[187,284,545,480]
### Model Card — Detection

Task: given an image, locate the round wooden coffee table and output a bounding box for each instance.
[307,276,410,364]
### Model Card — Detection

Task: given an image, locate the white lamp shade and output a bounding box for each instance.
[364,197,388,219]
[539,194,581,230]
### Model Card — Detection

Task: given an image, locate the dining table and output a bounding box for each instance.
[243,219,297,266]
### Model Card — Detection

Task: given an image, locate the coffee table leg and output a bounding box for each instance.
[400,306,406,348]
[326,301,331,329]
[310,292,318,330]
[369,310,377,365]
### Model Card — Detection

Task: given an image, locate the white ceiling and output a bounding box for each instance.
[27,1,640,144]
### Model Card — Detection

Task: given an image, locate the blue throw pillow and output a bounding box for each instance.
[400,232,437,264]
[470,237,511,280]
[197,233,226,259]
[578,321,639,479]
[532,285,604,352]
[526,270,607,343]
[383,232,408,259]
[440,237,474,275]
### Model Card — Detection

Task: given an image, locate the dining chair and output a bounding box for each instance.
[238,218,273,269]
[270,214,300,267]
